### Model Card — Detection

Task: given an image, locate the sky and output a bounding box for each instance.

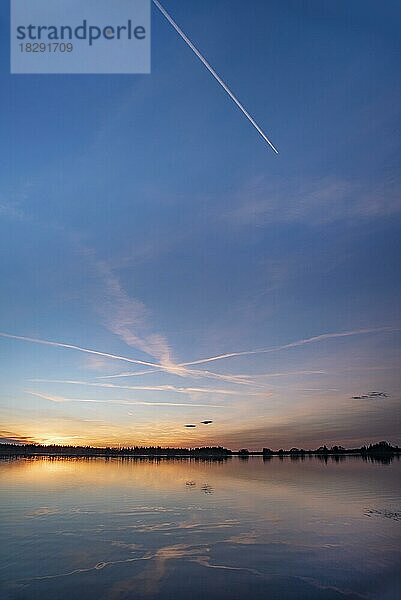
[0,0,400,450]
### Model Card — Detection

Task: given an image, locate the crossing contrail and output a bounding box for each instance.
[0,332,159,368]
[179,326,400,367]
[152,0,279,154]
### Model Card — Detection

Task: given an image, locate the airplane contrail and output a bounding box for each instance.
[0,331,251,385]
[2,326,398,383]
[179,327,400,367]
[0,332,160,368]
[28,391,223,408]
[96,366,255,386]
[152,0,278,154]
[29,379,253,396]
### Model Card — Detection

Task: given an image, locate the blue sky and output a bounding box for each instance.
[0,0,400,449]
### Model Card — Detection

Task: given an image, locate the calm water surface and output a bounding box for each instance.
[1,456,400,599]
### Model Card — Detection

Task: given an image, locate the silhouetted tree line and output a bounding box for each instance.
[0,443,232,457]
[261,440,400,457]
[0,440,399,458]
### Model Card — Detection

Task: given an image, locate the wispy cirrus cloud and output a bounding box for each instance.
[227,176,401,227]
[79,246,175,367]
[77,244,230,381]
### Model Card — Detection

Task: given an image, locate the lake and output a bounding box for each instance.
[1,456,400,599]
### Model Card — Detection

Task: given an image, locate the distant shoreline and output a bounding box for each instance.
[1,441,400,459]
